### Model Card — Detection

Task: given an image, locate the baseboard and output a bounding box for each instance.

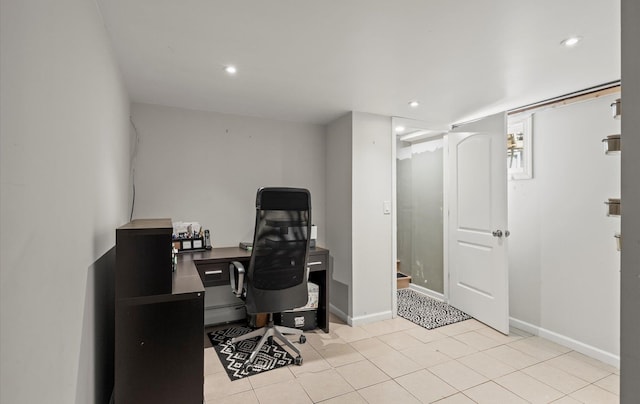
[409,284,445,302]
[509,317,620,368]
[349,310,392,327]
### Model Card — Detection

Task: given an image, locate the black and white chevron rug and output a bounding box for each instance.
[208,327,295,381]
[397,288,472,329]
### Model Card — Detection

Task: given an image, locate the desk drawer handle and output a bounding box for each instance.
[307,261,323,266]
[205,270,223,275]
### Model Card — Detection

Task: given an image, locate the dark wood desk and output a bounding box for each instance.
[177,246,330,333]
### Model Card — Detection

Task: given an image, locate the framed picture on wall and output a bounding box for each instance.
[507,115,533,180]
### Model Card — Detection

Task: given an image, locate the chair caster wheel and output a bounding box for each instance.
[243,361,254,372]
[227,342,236,353]
[299,335,306,344]
[294,356,303,366]
[267,336,274,345]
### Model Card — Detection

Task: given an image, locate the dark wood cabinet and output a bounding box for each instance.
[115,219,204,404]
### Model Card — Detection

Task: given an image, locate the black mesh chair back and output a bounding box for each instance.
[244,187,312,314]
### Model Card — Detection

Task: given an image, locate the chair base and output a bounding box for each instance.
[229,317,305,370]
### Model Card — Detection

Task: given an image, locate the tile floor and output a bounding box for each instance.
[203,315,619,403]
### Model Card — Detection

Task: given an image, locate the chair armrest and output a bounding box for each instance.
[229,261,245,298]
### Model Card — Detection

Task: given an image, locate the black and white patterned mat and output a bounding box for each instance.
[208,327,295,381]
[397,289,472,329]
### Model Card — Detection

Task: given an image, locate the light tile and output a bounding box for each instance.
[454,331,503,350]
[426,337,478,358]
[335,359,390,389]
[521,362,589,394]
[546,353,612,383]
[253,379,312,404]
[484,345,540,369]
[457,351,516,379]
[551,396,583,403]
[333,325,372,342]
[594,373,620,395]
[405,326,448,343]
[361,318,415,336]
[476,327,524,345]
[205,347,225,375]
[368,351,423,378]
[305,331,346,350]
[569,384,619,404]
[566,351,619,374]
[431,392,475,403]
[317,341,366,367]
[288,346,332,377]
[297,368,354,402]
[318,391,368,404]
[357,380,421,404]
[400,344,452,368]
[495,371,564,403]
[350,337,397,358]
[396,369,458,403]
[508,336,570,361]
[463,381,527,403]
[248,366,294,389]
[378,330,425,351]
[429,360,488,390]
[204,371,252,400]
[437,321,478,336]
[209,389,259,404]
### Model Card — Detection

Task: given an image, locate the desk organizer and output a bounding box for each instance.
[173,236,205,252]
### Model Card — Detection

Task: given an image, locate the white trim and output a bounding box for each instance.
[349,310,393,327]
[409,284,445,302]
[509,317,620,368]
[442,134,450,303]
[391,120,398,319]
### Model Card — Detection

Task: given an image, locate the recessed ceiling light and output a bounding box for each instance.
[408,100,420,108]
[224,65,237,75]
[395,126,406,133]
[561,36,581,47]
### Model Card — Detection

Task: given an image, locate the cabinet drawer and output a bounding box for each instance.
[195,261,231,287]
[307,252,327,272]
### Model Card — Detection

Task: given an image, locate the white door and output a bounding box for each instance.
[448,112,509,334]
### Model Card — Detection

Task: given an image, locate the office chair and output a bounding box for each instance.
[228,187,311,371]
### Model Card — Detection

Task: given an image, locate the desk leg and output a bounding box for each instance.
[309,269,329,333]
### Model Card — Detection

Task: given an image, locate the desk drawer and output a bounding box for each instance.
[195,261,230,287]
[307,252,327,272]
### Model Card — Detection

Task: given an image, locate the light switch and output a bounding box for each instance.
[383,200,391,215]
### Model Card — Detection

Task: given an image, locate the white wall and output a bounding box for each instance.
[325,113,353,316]
[351,112,394,323]
[131,103,326,247]
[0,0,131,402]
[508,94,621,364]
[620,0,640,399]
[325,112,393,324]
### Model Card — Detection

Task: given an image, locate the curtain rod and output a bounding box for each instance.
[508,80,621,115]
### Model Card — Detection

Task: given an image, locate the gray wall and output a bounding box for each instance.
[0,0,131,402]
[131,103,326,247]
[396,139,445,294]
[326,113,353,317]
[620,0,640,399]
[508,95,621,364]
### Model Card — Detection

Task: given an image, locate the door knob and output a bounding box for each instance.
[492,230,503,237]
[505,230,511,238]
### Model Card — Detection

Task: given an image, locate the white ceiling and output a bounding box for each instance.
[97,0,620,127]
